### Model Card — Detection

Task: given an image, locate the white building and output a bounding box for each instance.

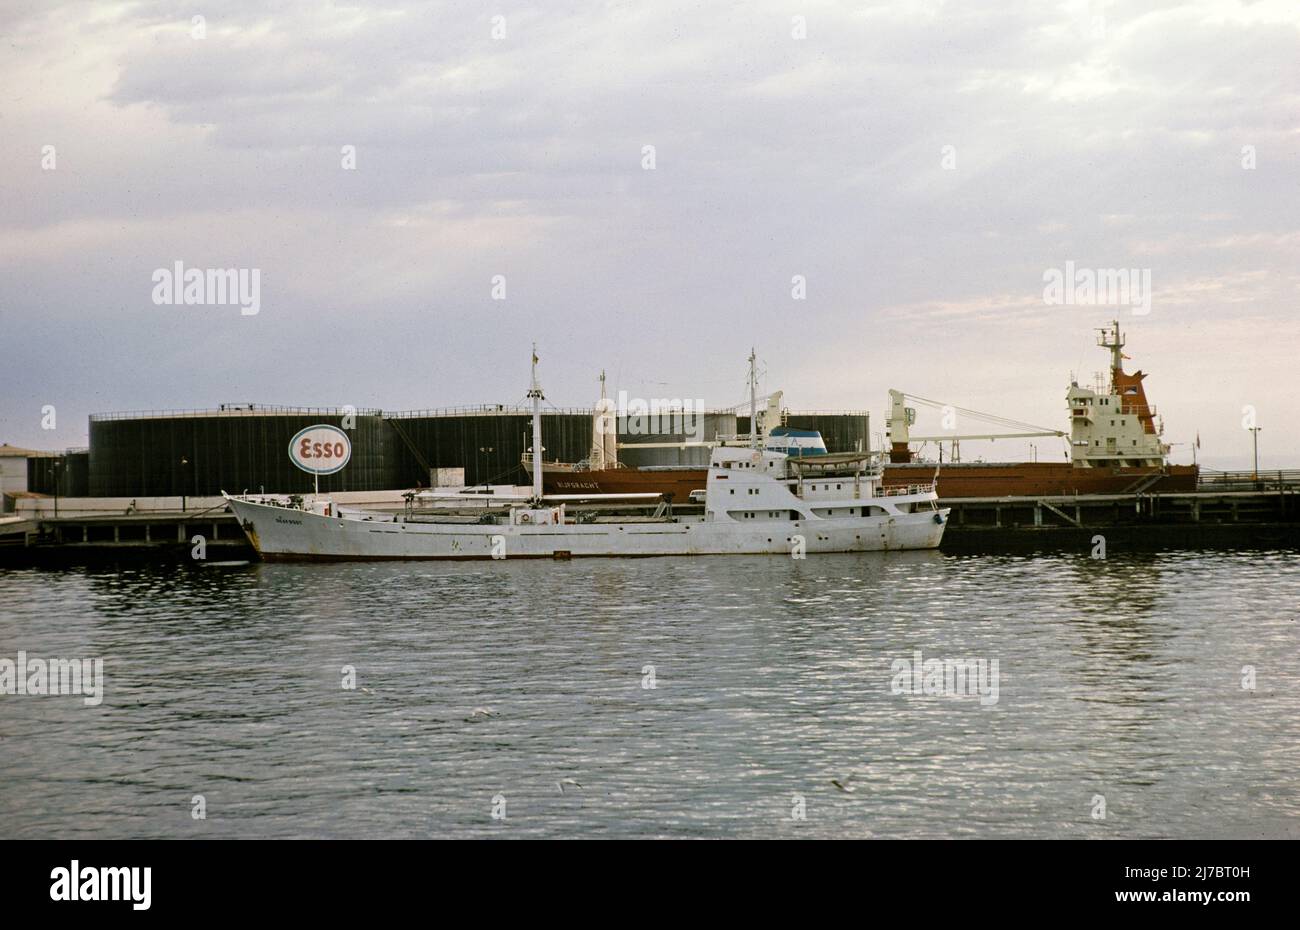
[0,443,53,512]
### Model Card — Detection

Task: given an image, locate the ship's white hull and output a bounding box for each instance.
[226,497,948,561]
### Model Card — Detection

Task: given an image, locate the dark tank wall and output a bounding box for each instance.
[388,411,593,486]
[87,409,597,496]
[89,411,400,496]
[26,450,89,497]
[82,407,866,497]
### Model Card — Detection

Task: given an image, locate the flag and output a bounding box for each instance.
[1196,432,1201,449]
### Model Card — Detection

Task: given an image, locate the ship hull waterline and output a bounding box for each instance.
[225,496,948,562]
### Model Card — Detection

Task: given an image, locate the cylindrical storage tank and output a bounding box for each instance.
[63,450,90,496]
[89,408,400,496]
[384,409,594,487]
[26,450,88,497]
[25,455,59,495]
[618,412,737,467]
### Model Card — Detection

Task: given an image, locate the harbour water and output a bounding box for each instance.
[2,550,1297,839]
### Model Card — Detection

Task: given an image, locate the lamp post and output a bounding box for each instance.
[478,446,494,489]
[52,458,61,519]
[1249,427,1261,483]
[180,456,189,513]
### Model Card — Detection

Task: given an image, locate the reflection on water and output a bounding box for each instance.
[1,550,1297,838]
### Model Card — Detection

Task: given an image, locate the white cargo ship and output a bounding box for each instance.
[223,352,948,561]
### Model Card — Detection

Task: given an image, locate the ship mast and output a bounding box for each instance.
[591,370,606,471]
[1097,319,1124,393]
[748,348,759,450]
[590,369,617,472]
[528,344,544,501]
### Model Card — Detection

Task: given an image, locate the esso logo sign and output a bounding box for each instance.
[289,424,352,475]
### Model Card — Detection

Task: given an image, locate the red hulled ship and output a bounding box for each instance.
[525,322,1198,501]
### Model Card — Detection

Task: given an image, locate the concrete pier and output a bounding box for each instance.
[0,491,408,563]
[940,487,1299,552]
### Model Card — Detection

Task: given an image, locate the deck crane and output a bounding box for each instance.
[886,389,1065,463]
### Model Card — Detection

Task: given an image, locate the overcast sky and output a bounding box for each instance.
[1,0,1296,468]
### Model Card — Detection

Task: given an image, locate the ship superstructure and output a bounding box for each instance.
[1066,321,1170,469]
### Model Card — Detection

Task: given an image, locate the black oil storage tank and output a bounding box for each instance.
[386,407,594,487]
[88,406,400,496]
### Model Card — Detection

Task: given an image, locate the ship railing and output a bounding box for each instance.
[521,451,599,470]
[1197,469,1300,492]
[876,483,936,497]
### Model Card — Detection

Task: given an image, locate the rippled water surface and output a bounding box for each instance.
[2,550,1298,838]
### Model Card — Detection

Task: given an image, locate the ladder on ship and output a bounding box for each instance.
[1122,472,1165,495]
